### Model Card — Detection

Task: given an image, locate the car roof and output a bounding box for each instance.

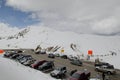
[76,71,85,74]
[76,71,90,74]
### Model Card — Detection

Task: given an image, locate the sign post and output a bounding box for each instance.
[61,47,64,54]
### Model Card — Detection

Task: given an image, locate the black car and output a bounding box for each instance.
[10,53,20,59]
[16,54,25,61]
[16,50,23,53]
[70,69,78,76]
[4,52,16,58]
[70,59,82,66]
[61,55,68,59]
[50,66,67,79]
[48,53,55,58]
[38,61,54,72]
[19,57,28,64]
[18,55,32,64]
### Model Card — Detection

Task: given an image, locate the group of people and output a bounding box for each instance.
[96,72,110,80]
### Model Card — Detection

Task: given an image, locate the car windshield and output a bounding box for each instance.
[34,61,40,64]
[107,66,114,69]
[49,54,53,55]
[72,73,80,79]
[42,62,47,66]
[55,67,61,71]
[74,60,81,63]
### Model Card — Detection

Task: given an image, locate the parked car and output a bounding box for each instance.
[68,55,78,61]
[48,53,55,58]
[38,61,54,72]
[40,49,46,54]
[35,51,40,54]
[61,55,68,59]
[50,66,67,79]
[9,53,20,59]
[69,71,91,80]
[19,57,28,64]
[95,62,110,67]
[54,53,60,57]
[89,78,101,80]
[23,59,36,66]
[70,59,83,66]
[4,52,16,58]
[16,54,25,61]
[18,55,32,64]
[70,69,78,76]
[95,65,116,75]
[16,50,23,53]
[31,60,47,69]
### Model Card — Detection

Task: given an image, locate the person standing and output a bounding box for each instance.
[102,72,105,80]
[96,72,101,79]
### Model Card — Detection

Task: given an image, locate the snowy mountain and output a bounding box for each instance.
[0,25,120,69]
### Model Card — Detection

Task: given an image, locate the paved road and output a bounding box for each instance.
[4,49,120,80]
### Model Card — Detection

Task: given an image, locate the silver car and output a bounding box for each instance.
[95,65,116,74]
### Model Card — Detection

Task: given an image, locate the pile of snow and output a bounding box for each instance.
[0,25,120,69]
[0,54,56,80]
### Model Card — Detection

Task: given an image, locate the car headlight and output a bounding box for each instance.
[51,73,55,76]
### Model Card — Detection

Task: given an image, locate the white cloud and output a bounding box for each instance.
[92,17,120,35]
[6,0,120,35]
[0,22,19,37]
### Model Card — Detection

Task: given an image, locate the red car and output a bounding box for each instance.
[69,71,91,80]
[31,60,47,69]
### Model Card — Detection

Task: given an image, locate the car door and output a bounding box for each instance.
[100,66,106,72]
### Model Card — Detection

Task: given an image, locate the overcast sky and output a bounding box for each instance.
[0,0,120,35]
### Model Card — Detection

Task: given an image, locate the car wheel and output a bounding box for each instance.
[56,75,60,79]
[107,71,111,75]
[95,68,98,71]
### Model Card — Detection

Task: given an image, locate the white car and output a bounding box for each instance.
[90,78,101,80]
[95,65,116,74]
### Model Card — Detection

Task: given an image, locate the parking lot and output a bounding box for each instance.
[4,49,120,80]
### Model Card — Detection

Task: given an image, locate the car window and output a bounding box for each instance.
[107,66,114,69]
[63,67,66,70]
[42,62,47,66]
[72,73,80,79]
[34,61,40,64]
[56,67,61,70]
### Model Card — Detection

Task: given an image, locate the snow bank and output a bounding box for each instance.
[0,54,56,80]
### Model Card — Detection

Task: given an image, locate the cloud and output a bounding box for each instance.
[0,22,19,30]
[6,0,120,35]
[92,17,120,35]
[0,0,2,8]
[0,22,19,37]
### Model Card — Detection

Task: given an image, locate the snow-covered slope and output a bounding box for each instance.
[0,54,56,80]
[0,25,120,69]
